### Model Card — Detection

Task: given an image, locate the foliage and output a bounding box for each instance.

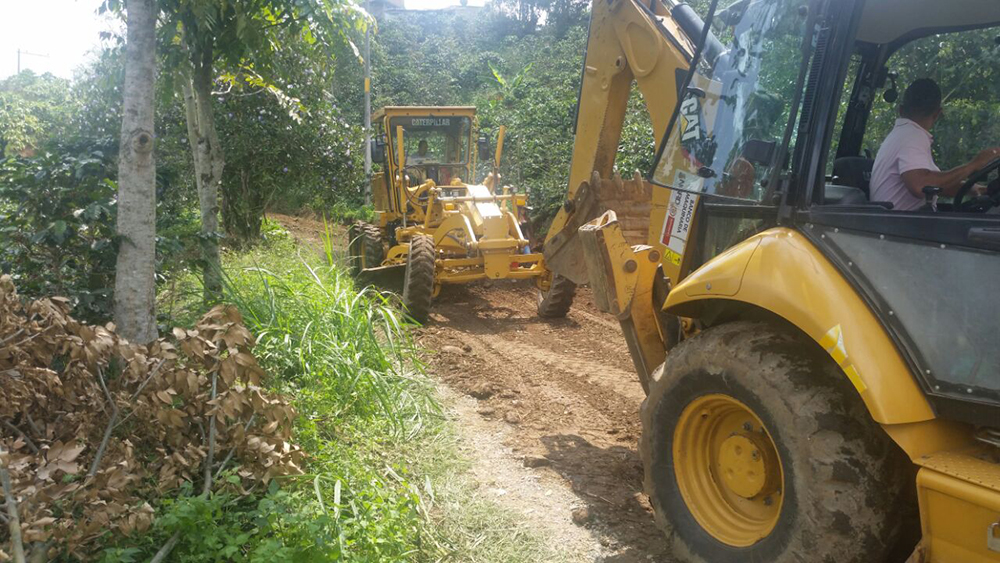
[859,29,1000,169]
[0,150,118,322]
[216,48,367,242]
[0,71,74,157]
[366,8,657,234]
[144,236,445,560]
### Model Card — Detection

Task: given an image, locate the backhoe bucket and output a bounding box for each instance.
[545,172,652,285]
[578,209,665,393]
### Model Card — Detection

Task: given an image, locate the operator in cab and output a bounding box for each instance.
[871,78,1000,211]
[408,140,432,165]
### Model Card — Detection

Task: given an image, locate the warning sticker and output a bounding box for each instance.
[660,171,701,264]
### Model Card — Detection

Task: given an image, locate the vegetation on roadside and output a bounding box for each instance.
[139,232,560,561]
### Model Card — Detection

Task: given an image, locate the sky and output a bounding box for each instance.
[0,1,115,80]
[0,0,485,80]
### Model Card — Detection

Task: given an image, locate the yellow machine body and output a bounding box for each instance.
[359,106,548,297]
[546,0,1000,558]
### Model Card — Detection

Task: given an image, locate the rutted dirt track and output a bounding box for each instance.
[418,282,670,561]
[273,214,670,561]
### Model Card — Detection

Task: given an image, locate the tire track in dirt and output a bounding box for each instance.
[419,282,671,561]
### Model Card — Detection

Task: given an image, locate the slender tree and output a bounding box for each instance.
[113,0,159,343]
[159,0,368,300]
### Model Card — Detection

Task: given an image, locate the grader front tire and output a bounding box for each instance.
[536,274,576,318]
[639,321,916,563]
[348,221,385,275]
[360,223,385,270]
[402,235,436,323]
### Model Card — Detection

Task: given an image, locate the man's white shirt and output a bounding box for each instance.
[870,118,940,211]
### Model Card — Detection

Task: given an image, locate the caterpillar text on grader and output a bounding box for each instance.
[544,0,1000,561]
[349,106,550,322]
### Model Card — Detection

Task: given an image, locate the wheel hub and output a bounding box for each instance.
[717,434,768,499]
[673,394,785,547]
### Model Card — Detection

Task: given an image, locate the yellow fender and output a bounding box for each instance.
[664,227,934,425]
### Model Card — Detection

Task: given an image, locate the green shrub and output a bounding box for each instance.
[0,150,118,321]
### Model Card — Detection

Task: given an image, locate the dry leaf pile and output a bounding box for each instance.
[0,275,303,559]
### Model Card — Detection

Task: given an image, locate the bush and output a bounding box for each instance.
[0,150,117,322]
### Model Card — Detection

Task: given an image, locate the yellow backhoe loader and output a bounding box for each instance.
[546,0,1000,561]
[350,106,549,322]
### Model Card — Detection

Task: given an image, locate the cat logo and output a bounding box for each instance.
[679,96,700,142]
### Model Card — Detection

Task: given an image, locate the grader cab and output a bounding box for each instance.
[349,106,550,321]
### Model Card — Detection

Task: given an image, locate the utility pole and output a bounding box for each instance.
[363,0,373,205]
[16,49,49,74]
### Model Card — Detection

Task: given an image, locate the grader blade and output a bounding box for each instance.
[544,171,652,285]
[358,263,406,293]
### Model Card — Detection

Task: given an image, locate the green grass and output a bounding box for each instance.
[128,232,564,562]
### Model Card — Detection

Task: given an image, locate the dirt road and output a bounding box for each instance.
[418,282,670,561]
[273,213,670,561]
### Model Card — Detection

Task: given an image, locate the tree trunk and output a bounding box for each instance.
[113,0,158,344]
[187,49,225,301]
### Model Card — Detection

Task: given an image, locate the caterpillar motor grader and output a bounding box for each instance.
[349,106,549,322]
[546,0,1000,561]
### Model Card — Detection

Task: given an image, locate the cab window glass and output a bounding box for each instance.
[865,30,1000,170]
[652,0,814,202]
[389,116,470,165]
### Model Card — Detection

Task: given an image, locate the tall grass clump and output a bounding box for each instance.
[220,238,442,560]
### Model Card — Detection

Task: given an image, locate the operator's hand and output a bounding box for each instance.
[972,147,1000,168]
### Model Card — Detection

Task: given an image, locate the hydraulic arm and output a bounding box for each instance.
[541,0,702,284]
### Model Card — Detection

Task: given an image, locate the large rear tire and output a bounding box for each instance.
[402,235,436,323]
[536,274,576,318]
[640,321,916,563]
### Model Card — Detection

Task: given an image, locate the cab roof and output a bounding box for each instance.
[372,106,477,121]
[857,0,1000,46]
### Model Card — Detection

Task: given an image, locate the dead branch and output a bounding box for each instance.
[0,329,25,347]
[214,414,255,480]
[202,371,219,496]
[1,421,38,454]
[22,413,41,437]
[111,358,169,431]
[149,531,180,563]
[1,457,26,563]
[130,358,167,401]
[156,371,221,562]
[88,367,120,478]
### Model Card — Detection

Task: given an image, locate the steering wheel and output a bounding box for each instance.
[955,156,1000,210]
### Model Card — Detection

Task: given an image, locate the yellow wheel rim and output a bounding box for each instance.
[673,394,784,547]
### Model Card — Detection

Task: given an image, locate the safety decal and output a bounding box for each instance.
[819,325,868,394]
[660,178,700,265]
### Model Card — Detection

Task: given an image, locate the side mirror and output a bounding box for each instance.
[371,139,385,164]
[477,136,491,162]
